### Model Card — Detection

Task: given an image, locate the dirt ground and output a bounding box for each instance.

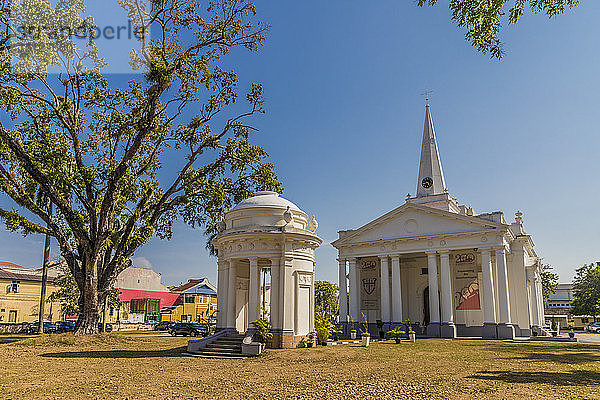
[1,334,600,399]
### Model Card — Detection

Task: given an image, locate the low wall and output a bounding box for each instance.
[0,323,28,334]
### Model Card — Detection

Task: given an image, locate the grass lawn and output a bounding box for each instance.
[1,334,600,399]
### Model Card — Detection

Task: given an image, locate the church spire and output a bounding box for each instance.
[416,104,446,197]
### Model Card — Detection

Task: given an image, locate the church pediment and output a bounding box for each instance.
[332,203,504,247]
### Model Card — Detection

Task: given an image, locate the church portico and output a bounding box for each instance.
[332,103,545,340]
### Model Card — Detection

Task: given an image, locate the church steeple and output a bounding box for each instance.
[416,104,446,197]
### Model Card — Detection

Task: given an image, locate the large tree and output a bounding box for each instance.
[0,0,278,334]
[418,0,579,58]
[571,263,600,317]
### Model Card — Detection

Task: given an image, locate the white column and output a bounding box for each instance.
[337,259,348,323]
[528,275,540,327]
[391,256,402,323]
[536,274,545,328]
[481,249,497,338]
[217,259,229,329]
[426,252,440,337]
[495,247,515,339]
[226,259,237,329]
[270,257,281,330]
[348,258,359,322]
[439,251,456,338]
[379,256,391,323]
[248,257,260,324]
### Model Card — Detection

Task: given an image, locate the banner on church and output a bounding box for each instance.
[453,252,481,310]
[360,259,380,310]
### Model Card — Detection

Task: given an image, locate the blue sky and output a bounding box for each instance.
[1,1,599,286]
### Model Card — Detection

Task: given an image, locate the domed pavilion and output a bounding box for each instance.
[213,191,322,348]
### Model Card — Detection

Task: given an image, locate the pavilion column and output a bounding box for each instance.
[270,257,281,331]
[495,247,515,339]
[348,258,359,324]
[216,259,229,330]
[481,249,498,338]
[338,259,348,323]
[426,252,441,337]
[528,274,540,330]
[379,256,391,323]
[536,276,545,329]
[248,257,260,326]
[226,259,237,330]
[439,250,456,338]
[390,256,402,323]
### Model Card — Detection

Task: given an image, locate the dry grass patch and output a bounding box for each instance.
[1,336,600,399]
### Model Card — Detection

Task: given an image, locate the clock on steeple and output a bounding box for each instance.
[421,177,433,189]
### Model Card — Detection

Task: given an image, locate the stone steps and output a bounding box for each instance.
[188,334,247,359]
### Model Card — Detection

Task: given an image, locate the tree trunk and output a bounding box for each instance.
[74,254,102,334]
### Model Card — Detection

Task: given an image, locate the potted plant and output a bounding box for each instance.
[376,319,385,339]
[569,329,575,339]
[306,332,316,347]
[360,312,370,347]
[387,326,405,344]
[406,319,416,343]
[332,325,343,342]
[349,315,356,339]
[551,317,558,337]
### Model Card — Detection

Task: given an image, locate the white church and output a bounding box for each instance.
[331,104,546,339]
[200,103,546,354]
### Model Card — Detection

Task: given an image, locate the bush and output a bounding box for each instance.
[252,318,273,344]
[315,312,333,344]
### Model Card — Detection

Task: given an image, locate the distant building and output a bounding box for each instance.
[114,266,169,292]
[544,283,574,315]
[0,261,62,323]
[161,278,217,322]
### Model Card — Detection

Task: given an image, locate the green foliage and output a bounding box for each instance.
[417,0,579,58]
[314,280,339,320]
[405,318,415,335]
[360,312,370,337]
[541,263,559,302]
[0,0,278,333]
[252,317,273,344]
[314,311,334,344]
[571,263,600,317]
[47,264,79,317]
[387,326,405,340]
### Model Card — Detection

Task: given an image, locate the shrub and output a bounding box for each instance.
[252,318,273,344]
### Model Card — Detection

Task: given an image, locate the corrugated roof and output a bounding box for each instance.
[0,269,55,282]
[117,288,181,307]
[171,278,216,294]
[0,261,26,269]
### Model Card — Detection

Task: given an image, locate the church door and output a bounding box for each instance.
[423,287,430,326]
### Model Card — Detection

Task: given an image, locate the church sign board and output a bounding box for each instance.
[360,259,380,310]
[453,252,481,310]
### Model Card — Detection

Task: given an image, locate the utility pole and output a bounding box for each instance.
[37,202,52,334]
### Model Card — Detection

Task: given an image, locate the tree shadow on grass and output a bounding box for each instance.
[468,370,600,386]
[40,346,187,359]
[464,342,600,365]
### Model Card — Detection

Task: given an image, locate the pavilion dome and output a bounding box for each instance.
[224,191,313,232]
[231,191,302,212]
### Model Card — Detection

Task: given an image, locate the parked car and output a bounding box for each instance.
[98,323,113,333]
[169,322,209,337]
[28,322,57,334]
[154,321,176,331]
[55,321,75,333]
[585,322,600,333]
